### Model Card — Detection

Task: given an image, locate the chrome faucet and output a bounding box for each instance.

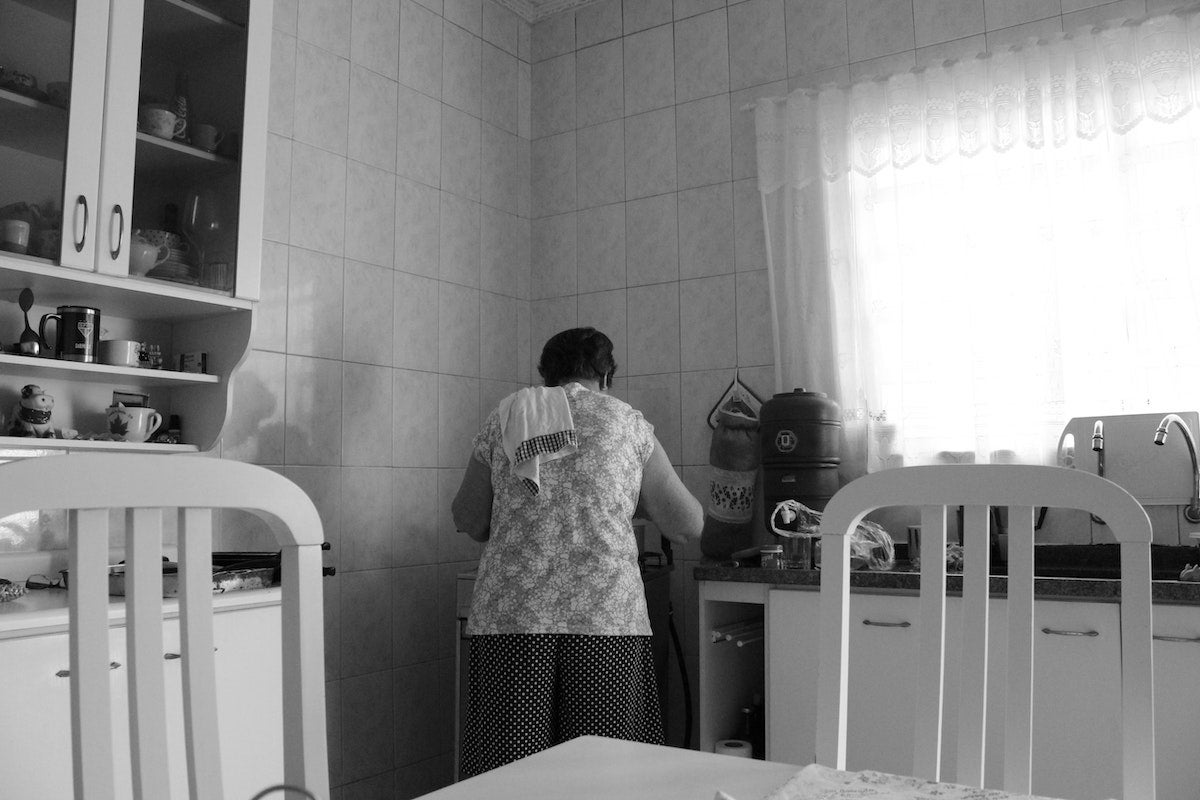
[1092,420,1105,477]
[1153,414,1200,524]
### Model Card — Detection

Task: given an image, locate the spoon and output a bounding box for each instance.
[18,288,42,353]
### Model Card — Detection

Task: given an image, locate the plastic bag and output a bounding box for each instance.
[769,499,895,571]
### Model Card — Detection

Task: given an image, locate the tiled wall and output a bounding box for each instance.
[218,0,1185,797]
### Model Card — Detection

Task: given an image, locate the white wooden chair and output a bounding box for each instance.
[0,453,329,800]
[815,464,1155,800]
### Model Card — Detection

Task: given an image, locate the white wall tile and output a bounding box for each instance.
[624,0,673,34]
[345,161,396,269]
[480,206,522,295]
[438,282,481,376]
[351,0,400,78]
[914,0,985,48]
[675,9,730,104]
[287,247,346,359]
[224,350,287,463]
[298,0,352,57]
[678,183,734,279]
[343,259,394,366]
[626,193,679,286]
[849,50,916,81]
[983,16,1062,50]
[412,0,442,12]
[532,10,576,62]
[627,283,681,375]
[624,24,676,116]
[532,53,577,139]
[530,212,578,298]
[847,0,917,62]
[438,374,480,465]
[785,0,849,78]
[396,85,442,187]
[733,177,766,272]
[393,469,439,564]
[294,41,350,154]
[395,176,441,279]
[625,372,683,461]
[393,373,440,466]
[481,123,520,214]
[479,291,519,380]
[254,241,290,352]
[285,354,344,465]
[1062,0,1145,30]
[577,203,626,294]
[290,143,347,256]
[676,95,732,190]
[728,0,789,91]
[624,108,677,199]
[482,0,519,54]
[269,30,297,137]
[531,131,577,217]
[735,269,774,365]
[342,363,394,465]
[348,66,398,172]
[577,40,625,127]
[577,119,626,209]
[445,0,482,35]
[680,274,738,371]
[441,104,482,201]
[529,297,579,360]
[393,270,440,370]
[275,0,299,34]
[264,134,294,243]
[439,193,481,288]
[680,368,731,464]
[577,288,628,373]
[915,34,987,68]
[577,0,623,47]
[399,0,443,98]
[518,59,532,139]
[518,138,532,218]
[983,0,1062,31]
[676,0,725,19]
[482,43,518,134]
[443,23,482,117]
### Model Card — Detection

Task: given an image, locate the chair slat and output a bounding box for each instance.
[1118,540,1156,799]
[1002,505,1035,794]
[179,507,223,800]
[955,504,991,786]
[282,544,331,791]
[69,508,116,800]
[814,515,854,769]
[912,504,947,781]
[126,508,172,798]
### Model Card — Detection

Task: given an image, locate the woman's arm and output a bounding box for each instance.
[452,455,493,542]
[638,437,704,544]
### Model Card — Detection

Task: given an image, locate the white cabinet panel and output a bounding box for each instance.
[1151,604,1200,800]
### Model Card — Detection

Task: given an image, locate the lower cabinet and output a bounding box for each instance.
[0,599,283,798]
[703,580,1198,800]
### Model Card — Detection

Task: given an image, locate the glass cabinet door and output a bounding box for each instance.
[0,0,109,270]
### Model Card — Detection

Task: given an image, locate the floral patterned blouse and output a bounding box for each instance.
[467,382,656,636]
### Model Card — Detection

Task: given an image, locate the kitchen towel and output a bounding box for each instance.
[498,386,577,495]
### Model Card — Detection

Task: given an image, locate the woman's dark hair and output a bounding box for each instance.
[538,327,617,388]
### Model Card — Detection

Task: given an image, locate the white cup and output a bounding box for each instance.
[1,219,31,254]
[100,339,143,367]
[106,405,163,443]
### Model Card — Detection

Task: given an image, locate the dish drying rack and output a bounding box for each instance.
[710,618,763,648]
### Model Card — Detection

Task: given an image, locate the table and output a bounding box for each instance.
[413,736,800,800]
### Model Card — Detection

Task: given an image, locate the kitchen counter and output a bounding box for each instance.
[693,563,1200,605]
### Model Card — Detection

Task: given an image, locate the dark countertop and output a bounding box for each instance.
[693,563,1200,605]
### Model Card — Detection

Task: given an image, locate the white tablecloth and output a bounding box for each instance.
[764,764,1068,800]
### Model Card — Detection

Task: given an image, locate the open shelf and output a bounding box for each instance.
[0,353,219,387]
[135,133,238,180]
[0,436,198,455]
[0,88,68,159]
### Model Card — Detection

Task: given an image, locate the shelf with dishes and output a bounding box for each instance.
[0,353,218,387]
[0,436,198,455]
[0,88,67,159]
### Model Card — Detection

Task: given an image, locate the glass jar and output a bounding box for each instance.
[760,545,784,569]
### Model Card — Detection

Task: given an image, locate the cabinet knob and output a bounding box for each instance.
[1040,627,1099,638]
[56,661,121,678]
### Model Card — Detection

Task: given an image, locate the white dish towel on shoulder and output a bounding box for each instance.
[498,385,577,495]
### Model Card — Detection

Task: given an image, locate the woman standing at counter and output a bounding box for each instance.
[452,327,704,776]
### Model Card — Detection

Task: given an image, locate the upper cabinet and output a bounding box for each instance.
[0,0,272,453]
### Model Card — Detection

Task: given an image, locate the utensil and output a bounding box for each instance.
[18,288,42,355]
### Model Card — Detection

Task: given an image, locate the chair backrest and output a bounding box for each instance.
[0,453,329,800]
[815,464,1154,800]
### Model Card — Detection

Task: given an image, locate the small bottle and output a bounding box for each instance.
[759,544,784,569]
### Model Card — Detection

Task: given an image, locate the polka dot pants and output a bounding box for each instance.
[461,633,663,777]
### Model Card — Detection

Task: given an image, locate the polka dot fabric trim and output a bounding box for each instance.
[461,633,663,777]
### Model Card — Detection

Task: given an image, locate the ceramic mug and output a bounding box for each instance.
[100,339,144,368]
[1,219,30,254]
[192,123,224,152]
[130,238,170,275]
[138,105,184,140]
[39,305,100,362]
[106,405,162,443]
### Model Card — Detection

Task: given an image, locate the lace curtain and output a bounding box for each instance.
[755,8,1200,479]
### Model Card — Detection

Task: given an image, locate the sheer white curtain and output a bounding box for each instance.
[755,9,1200,479]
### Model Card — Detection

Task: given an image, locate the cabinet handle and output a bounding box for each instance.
[109,204,124,260]
[1152,633,1200,644]
[56,661,122,678]
[862,619,911,628]
[164,652,181,660]
[73,194,89,253]
[1041,627,1099,637]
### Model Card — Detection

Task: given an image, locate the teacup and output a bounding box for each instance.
[136,228,186,251]
[1,219,30,254]
[130,238,170,276]
[192,123,224,152]
[106,405,163,443]
[138,105,184,140]
[100,340,144,368]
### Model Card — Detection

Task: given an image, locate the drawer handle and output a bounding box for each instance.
[165,648,218,659]
[56,661,121,678]
[109,204,124,260]
[1152,633,1200,644]
[1041,627,1099,638]
[862,619,911,628]
[73,194,89,253]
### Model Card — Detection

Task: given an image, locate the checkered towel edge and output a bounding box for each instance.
[513,429,577,465]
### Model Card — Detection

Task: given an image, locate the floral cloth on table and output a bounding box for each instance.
[467,382,655,637]
[761,764,1071,800]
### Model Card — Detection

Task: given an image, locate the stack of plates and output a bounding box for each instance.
[147,247,198,284]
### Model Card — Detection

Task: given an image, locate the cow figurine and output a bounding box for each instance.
[8,384,57,438]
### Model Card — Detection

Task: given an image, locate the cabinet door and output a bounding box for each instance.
[1151,604,1200,800]
[0,0,110,270]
